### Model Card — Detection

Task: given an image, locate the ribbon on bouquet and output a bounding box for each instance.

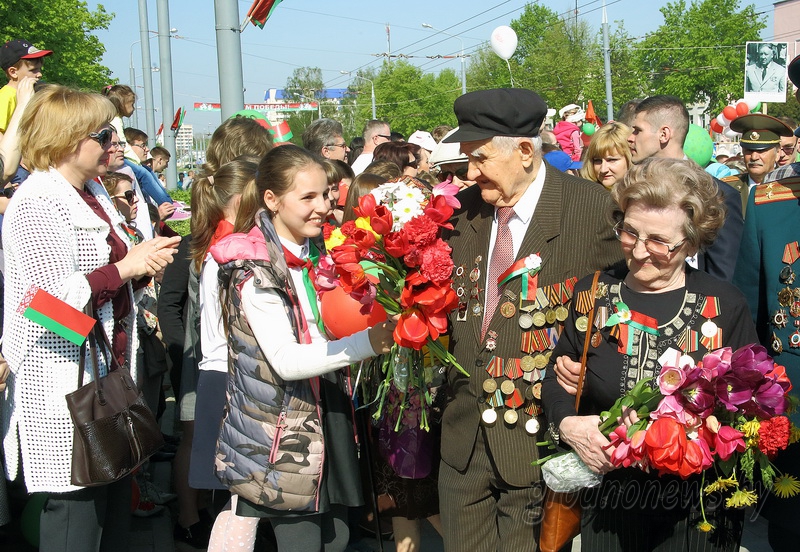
[497,253,542,300]
[605,301,660,355]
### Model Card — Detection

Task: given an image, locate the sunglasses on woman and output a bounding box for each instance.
[88,128,114,148]
[112,190,138,204]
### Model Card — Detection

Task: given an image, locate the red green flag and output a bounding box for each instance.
[18,286,95,346]
[272,120,293,144]
[585,100,603,127]
[170,107,185,131]
[247,0,283,29]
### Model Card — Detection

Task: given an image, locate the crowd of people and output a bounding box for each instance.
[0,33,799,552]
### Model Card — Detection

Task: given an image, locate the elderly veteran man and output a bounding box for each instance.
[722,113,794,214]
[439,88,623,552]
[766,55,800,183]
[733,55,800,552]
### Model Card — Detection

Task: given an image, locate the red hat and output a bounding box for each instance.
[1,39,53,72]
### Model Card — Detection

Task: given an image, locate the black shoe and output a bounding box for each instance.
[174,521,211,549]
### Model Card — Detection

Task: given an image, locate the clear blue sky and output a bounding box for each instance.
[87,0,777,134]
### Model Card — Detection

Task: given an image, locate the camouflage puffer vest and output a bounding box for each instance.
[213,220,324,512]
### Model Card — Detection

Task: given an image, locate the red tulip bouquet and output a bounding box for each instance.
[539,344,800,533]
[320,177,468,433]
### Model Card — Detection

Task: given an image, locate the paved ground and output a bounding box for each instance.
[0,391,778,551]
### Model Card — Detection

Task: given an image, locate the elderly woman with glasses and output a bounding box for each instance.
[1,85,180,552]
[541,158,758,552]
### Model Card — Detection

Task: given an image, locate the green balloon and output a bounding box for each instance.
[753,102,762,113]
[683,124,714,168]
[21,493,48,547]
[581,123,596,136]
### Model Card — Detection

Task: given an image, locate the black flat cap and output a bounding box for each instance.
[444,88,547,143]
[731,114,793,150]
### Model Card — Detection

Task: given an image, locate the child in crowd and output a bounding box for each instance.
[0,39,51,137]
[553,103,585,162]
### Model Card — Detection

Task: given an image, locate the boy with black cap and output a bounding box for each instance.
[0,39,52,137]
[439,88,622,551]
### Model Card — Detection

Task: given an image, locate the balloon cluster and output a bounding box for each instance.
[710,99,761,138]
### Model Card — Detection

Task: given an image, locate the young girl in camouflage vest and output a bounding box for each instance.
[205,145,396,552]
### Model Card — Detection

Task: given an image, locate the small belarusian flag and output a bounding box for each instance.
[170,107,185,131]
[18,285,95,346]
[247,0,283,29]
[272,120,293,144]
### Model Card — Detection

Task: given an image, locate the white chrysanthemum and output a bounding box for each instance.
[524,254,542,271]
[393,197,424,228]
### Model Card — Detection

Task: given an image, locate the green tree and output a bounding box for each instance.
[583,23,650,121]
[284,67,326,145]
[348,61,459,138]
[0,0,113,90]
[637,0,765,113]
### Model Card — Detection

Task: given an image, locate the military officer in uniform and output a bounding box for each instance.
[733,64,800,551]
[439,88,623,551]
[721,113,793,214]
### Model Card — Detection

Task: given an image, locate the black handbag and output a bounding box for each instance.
[65,319,164,487]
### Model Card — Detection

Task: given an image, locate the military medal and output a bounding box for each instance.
[699,296,720,339]
[531,382,542,400]
[772,332,783,353]
[790,331,800,348]
[482,407,498,424]
[773,309,789,328]
[482,378,498,394]
[545,309,558,325]
[780,242,800,285]
[791,302,800,319]
[500,380,516,395]
[532,311,547,327]
[591,331,602,348]
[521,355,536,372]
[519,313,533,329]
[525,417,540,435]
[504,409,518,425]
[555,305,569,322]
[500,301,516,318]
[575,316,589,332]
[469,267,480,283]
[778,287,794,307]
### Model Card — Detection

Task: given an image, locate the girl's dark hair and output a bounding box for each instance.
[101,85,135,117]
[101,171,133,197]
[235,144,325,232]
[373,141,419,172]
[190,157,259,271]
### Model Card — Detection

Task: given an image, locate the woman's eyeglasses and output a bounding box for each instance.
[88,128,114,148]
[614,222,686,257]
[113,190,138,204]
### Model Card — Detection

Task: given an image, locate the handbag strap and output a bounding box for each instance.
[574,271,602,411]
[76,304,122,393]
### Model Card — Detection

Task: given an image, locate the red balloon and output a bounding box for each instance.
[321,283,387,339]
[710,120,723,134]
[722,106,738,122]
[735,102,749,116]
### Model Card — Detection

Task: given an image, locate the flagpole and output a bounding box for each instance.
[215,0,245,120]
[156,0,178,191]
[602,1,614,122]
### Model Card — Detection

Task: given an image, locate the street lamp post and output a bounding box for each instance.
[422,23,466,95]
[341,71,376,119]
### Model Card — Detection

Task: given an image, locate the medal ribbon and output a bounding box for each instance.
[700,296,720,320]
[605,301,659,355]
[783,242,800,265]
[497,256,541,300]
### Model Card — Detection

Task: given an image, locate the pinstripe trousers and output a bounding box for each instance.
[439,428,543,552]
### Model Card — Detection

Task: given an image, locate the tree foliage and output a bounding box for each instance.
[637,0,765,113]
[0,0,113,90]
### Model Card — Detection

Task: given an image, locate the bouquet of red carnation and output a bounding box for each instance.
[596,344,799,532]
[321,177,467,432]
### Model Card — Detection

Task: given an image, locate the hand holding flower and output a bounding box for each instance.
[559,415,615,474]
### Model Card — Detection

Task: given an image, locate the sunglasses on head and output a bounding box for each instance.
[113,190,137,204]
[88,128,114,148]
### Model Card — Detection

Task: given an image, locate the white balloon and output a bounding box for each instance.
[716,113,730,127]
[723,127,740,139]
[490,26,518,61]
[745,98,760,111]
